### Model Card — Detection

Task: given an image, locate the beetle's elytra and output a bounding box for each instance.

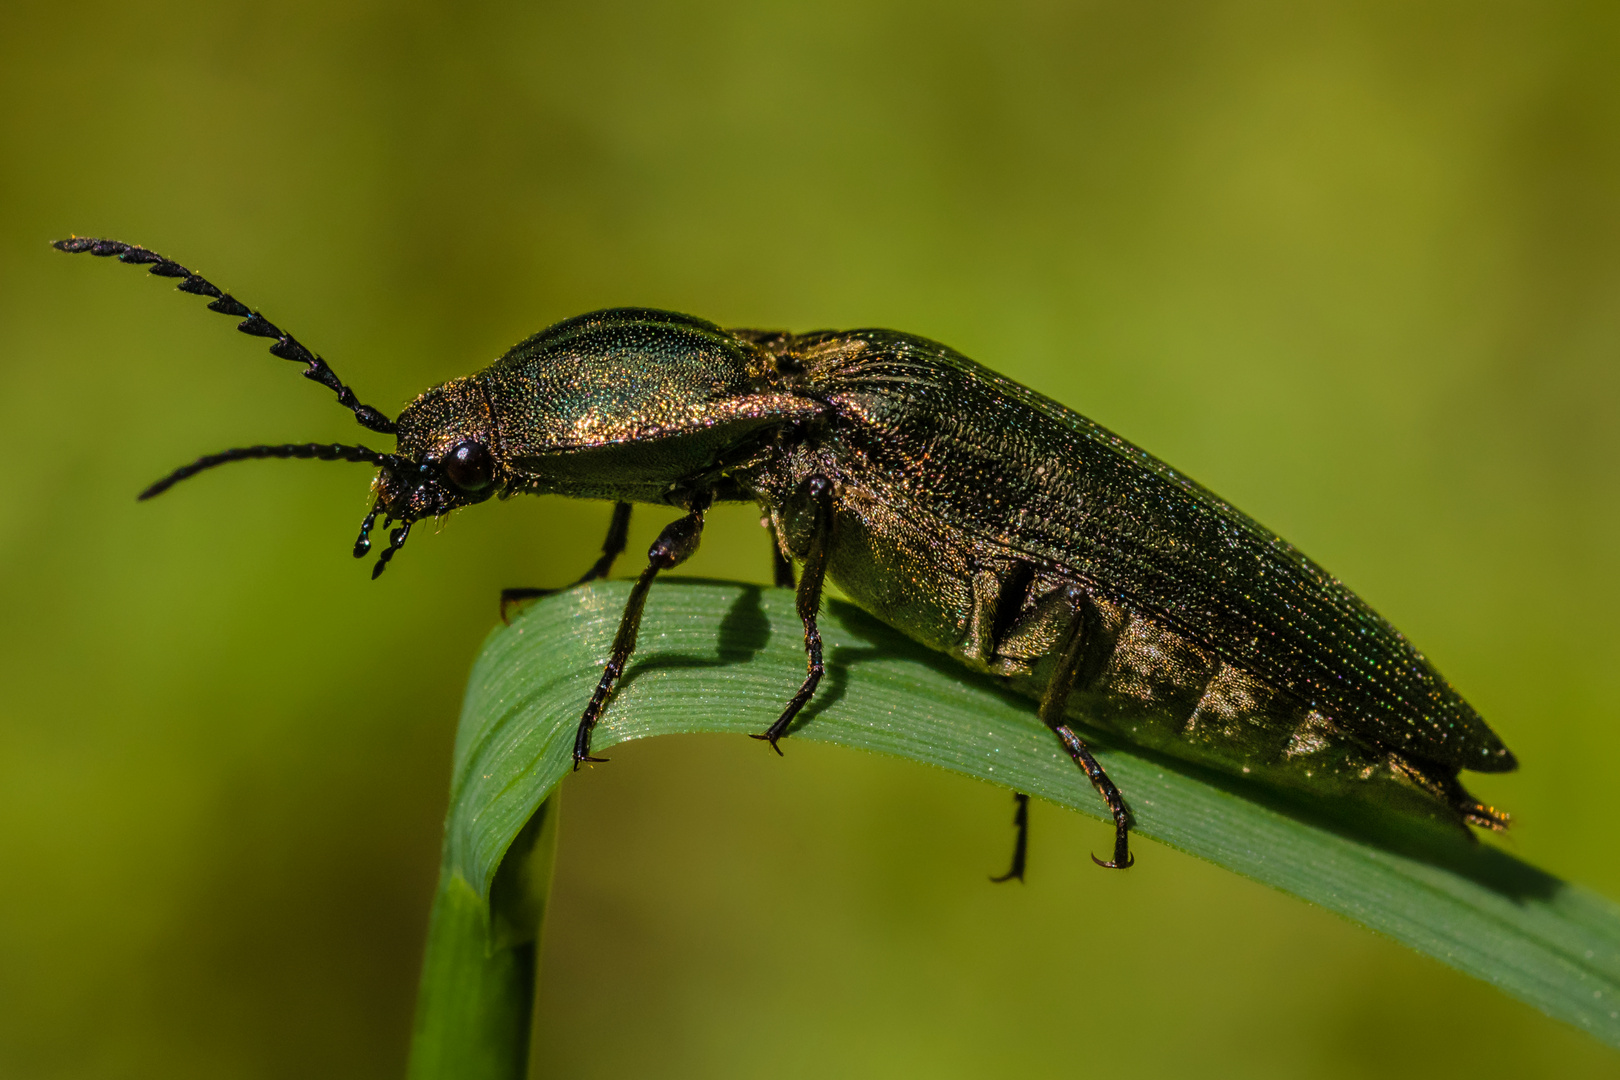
[58,237,1516,871]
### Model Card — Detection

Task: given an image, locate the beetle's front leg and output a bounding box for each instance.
[766,520,795,589]
[500,501,633,623]
[752,475,833,753]
[571,501,706,768]
[575,500,635,584]
[1042,585,1133,869]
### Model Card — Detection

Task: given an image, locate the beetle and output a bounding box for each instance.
[56,236,1517,871]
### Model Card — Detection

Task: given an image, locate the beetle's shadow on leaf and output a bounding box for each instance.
[618,584,773,686]
[714,584,772,663]
[817,599,1561,904]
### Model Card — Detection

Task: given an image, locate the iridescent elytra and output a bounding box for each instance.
[56,236,1516,871]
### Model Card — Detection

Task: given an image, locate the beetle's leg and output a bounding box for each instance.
[571,504,707,768]
[1042,587,1134,870]
[500,501,634,624]
[752,475,833,753]
[576,501,634,584]
[766,520,795,589]
[1427,767,1511,833]
[990,792,1031,883]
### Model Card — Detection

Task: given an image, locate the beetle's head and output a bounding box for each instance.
[375,377,502,520]
[340,376,502,575]
[131,370,506,579]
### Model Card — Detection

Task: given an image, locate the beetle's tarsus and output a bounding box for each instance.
[748,731,786,756]
[1053,724,1133,871]
[759,671,819,748]
[1462,803,1510,832]
[1437,773,1511,833]
[1088,810,1135,870]
[990,792,1031,883]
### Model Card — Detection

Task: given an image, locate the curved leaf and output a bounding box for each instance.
[424,579,1620,1063]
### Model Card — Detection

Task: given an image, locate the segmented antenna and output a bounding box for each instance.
[53,237,396,435]
[138,443,398,501]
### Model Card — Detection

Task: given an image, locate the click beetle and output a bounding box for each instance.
[57,237,1517,871]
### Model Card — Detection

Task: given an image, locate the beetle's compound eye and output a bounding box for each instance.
[444,441,495,492]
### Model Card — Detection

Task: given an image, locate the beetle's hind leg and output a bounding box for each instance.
[500,501,634,623]
[1424,765,1512,834]
[990,792,1031,883]
[1456,799,1510,832]
[571,502,706,768]
[1042,586,1134,869]
[753,475,833,754]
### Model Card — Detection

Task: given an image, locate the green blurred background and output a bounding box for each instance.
[2,1,1618,1076]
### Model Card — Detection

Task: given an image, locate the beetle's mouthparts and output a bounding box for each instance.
[353,503,413,580]
[353,499,385,559]
[353,498,414,578]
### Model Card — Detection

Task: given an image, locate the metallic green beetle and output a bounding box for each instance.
[59,237,1517,870]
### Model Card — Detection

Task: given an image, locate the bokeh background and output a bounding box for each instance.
[3,2,1618,1076]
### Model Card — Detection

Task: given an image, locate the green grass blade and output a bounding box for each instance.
[433,579,1620,1054]
[409,794,559,1080]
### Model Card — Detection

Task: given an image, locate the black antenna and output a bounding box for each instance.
[138,443,398,501]
[53,237,396,435]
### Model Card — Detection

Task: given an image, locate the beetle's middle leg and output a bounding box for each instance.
[1043,585,1134,869]
[752,474,833,754]
[500,501,633,623]
[571,501,705,768]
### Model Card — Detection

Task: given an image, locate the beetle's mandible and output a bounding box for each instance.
[59,237,1517,871]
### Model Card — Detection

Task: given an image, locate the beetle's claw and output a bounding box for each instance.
[748,732,785,757]
[1089,851,1135,870]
